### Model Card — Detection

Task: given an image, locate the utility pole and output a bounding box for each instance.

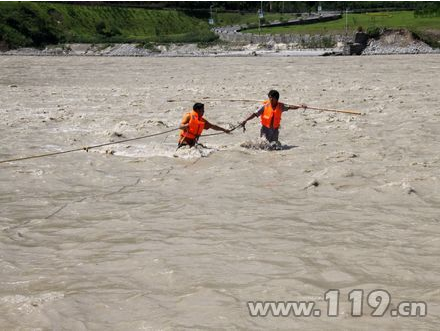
[345,7,348,37]
[209,5,214,25]
[258,1,263,36]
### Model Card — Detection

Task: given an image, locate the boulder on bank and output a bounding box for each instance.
[362,29,438,55]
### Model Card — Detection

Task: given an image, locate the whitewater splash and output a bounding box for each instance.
[239,138,298,151]
[99,142,218,159]
[93,139,296,160]
[86,139,296,160]
[173,143,218,159]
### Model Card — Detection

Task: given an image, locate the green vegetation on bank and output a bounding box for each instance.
[245,11,440,34]
[244,11,440,47]
[0,2,217,48]
[1,2,439,49]
[213,12,301,27]
[64,2,432,15]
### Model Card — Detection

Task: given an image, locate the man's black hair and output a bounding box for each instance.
[268,90,280,100]
[193,103,204,111]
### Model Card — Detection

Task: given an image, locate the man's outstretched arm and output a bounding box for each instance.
[286,103,307,110]
[240,105,264,127]
[204,120,231,133]
[240,112,257,126]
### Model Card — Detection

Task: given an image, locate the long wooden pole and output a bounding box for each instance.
[167,99,363,115]
[167,98,261,103]
[289,105,362,115]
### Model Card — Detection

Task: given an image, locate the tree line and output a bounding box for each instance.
[75,1,431,13]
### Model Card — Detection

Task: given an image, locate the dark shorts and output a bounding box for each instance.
[177,137,197,148]
[260,126,279,142]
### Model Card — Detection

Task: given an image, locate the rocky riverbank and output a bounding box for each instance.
[0,42,336,57]
[362,29,438,55]
[1,30,438,57]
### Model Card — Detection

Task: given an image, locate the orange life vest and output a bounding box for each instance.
[261,101,283,129]
[180,110,205,140]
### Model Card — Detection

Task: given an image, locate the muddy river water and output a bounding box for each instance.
[0,55,439,329]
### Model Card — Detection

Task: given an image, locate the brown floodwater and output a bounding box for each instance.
[0,55,439,329]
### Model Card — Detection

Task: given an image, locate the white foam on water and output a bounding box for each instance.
[0,292,64,314]
[173,144,217,159]
[104,142,218,159]
[49,127,94,134]
[238,138,295,151]
[42,144,65,151]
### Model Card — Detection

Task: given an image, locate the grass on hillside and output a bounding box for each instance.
[213,11,301,27]
[0,2,217,48]
[243,11,440,35]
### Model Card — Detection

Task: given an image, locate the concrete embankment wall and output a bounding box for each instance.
[218,33,347,46]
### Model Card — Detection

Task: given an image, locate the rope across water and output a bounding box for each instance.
[0,123,241,164]
[0,127,181,164]
[1,98,361,164]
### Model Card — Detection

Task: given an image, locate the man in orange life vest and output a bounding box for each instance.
[240,90,307,143]
[178,102,230,148]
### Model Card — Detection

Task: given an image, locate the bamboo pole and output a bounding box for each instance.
[167,99,363,115]
[167,98,260,103]
[289,105,362,115]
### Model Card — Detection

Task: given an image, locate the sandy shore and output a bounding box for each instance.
[0,55,439,329]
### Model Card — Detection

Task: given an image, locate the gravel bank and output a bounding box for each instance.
[362,29,439,55]
[1,32,438,57]
[0,43,334,57]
